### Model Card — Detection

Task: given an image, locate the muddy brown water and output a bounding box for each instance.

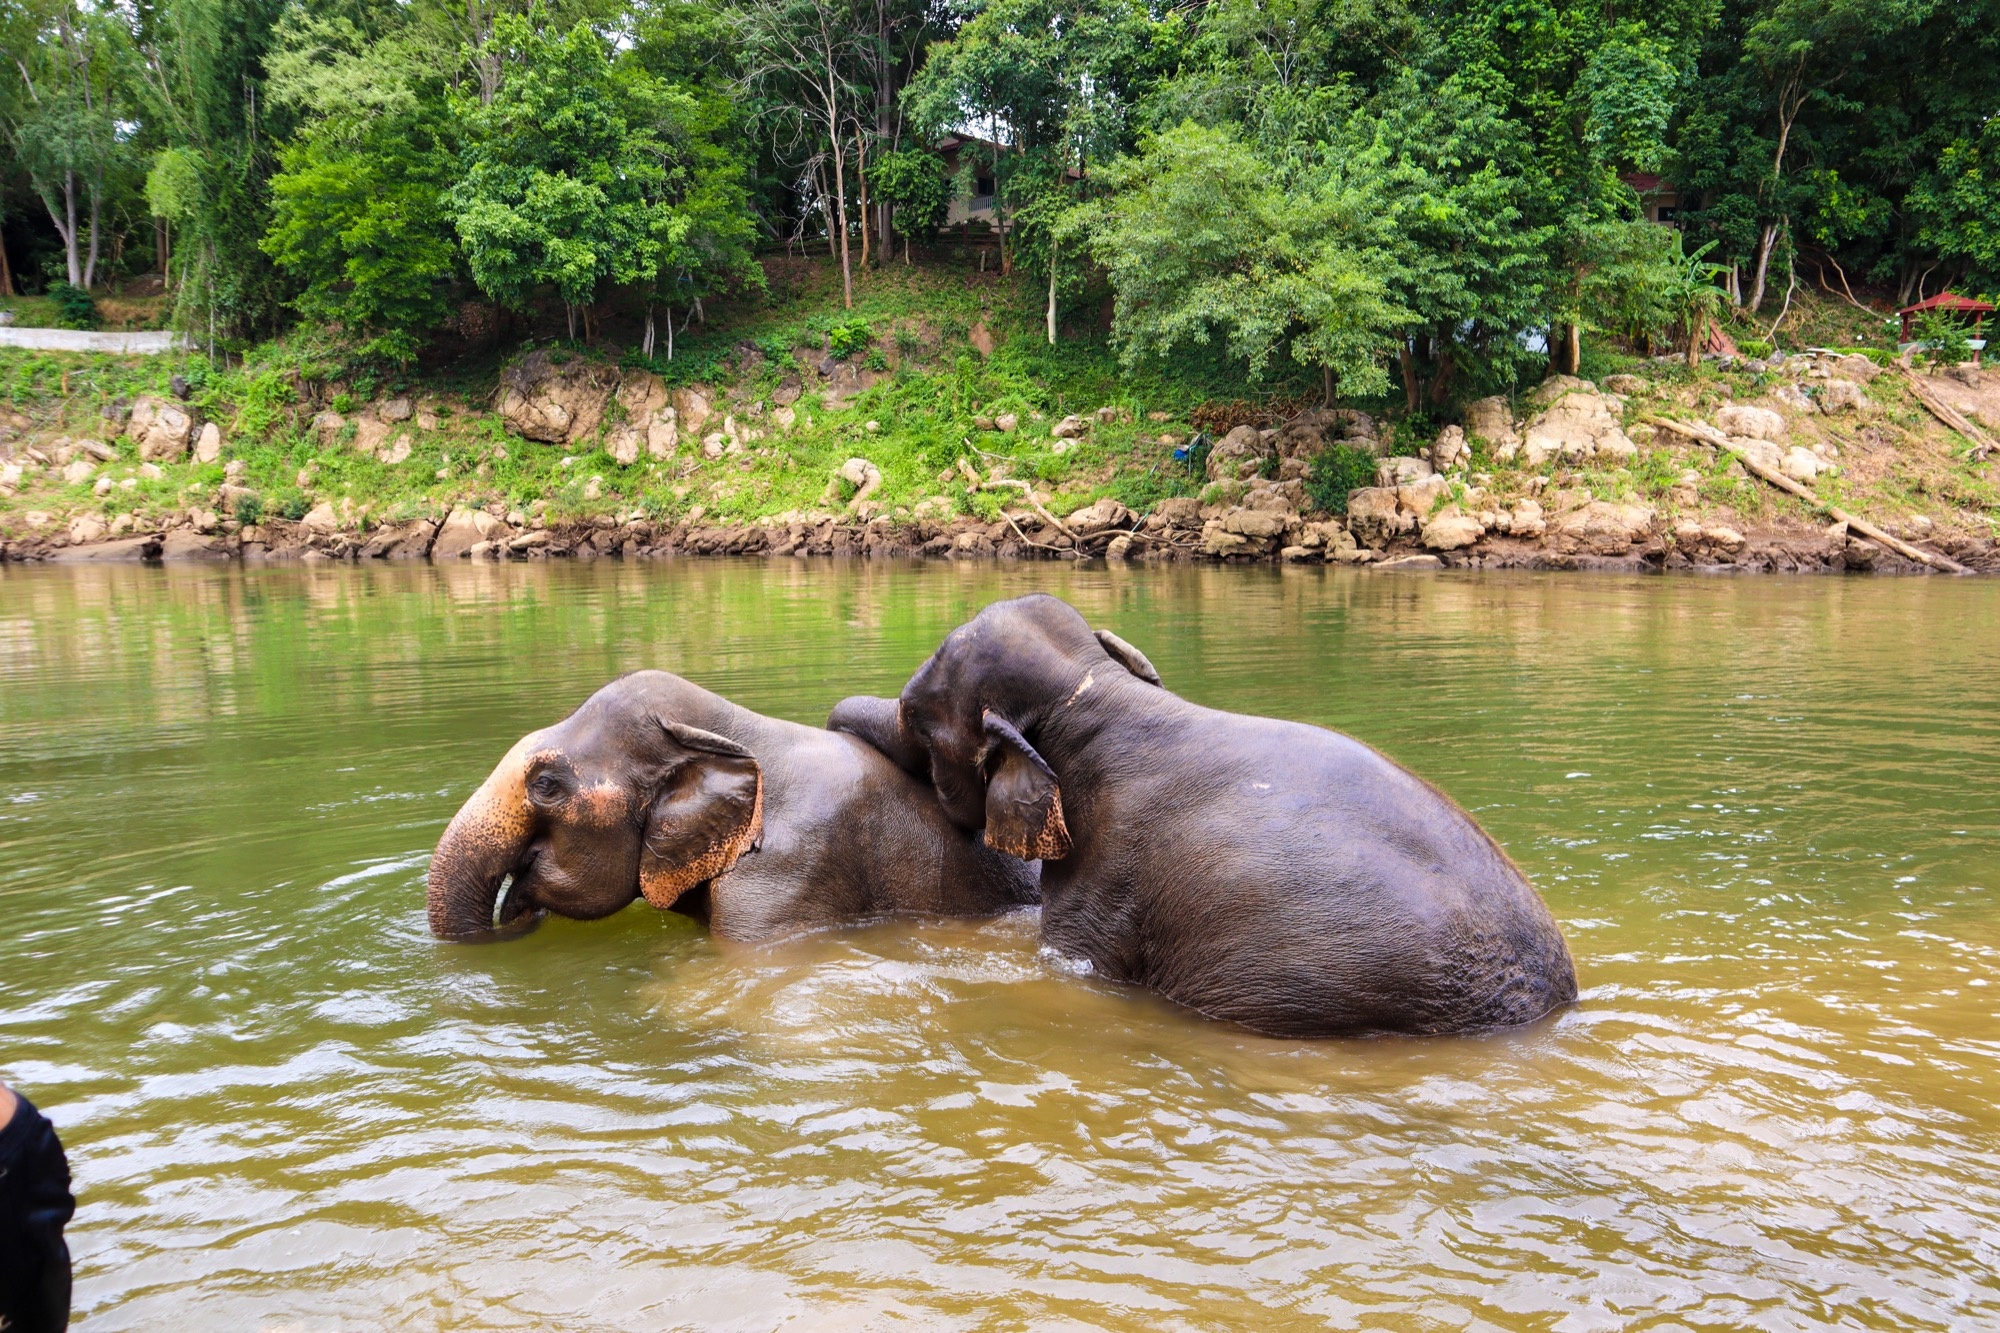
[1,560,1996,1330]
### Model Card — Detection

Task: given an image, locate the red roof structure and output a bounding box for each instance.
[1899,291,1995,341]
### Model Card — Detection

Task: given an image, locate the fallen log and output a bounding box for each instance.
[1649,416,1971,574]
[1895,369,1997,462]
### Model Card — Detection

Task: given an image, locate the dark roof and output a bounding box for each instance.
[1899,291,1995,316]
[1619,173,1672,194]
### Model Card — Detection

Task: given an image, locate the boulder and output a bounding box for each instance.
[1551,500,1655,551]
[1372,553,1443,571]
[130,396,194,462]
[1830,353,1882,383]
[995,412,1019,433]
[1816,378,1873,414]
[1221,507,1291,541]
[672,387,712,438]
[1052,414,1089,439]
[1781,446,1824,484]
[53,534,161,563]
[189,421,222,464]
[1521,389,1636,466]
[1508,498,1547,539]
[1715,403,1787,441]
[379,397,414,422]
[1206,424,1271,482]
[160,529,226,561]
[1274,408,1379,461]
[1152,497,1203,529]
[1200,520,1255,557]
[68,514,109,544]
[1528,374,1597,406]
[1602,373,1648,395]
[1430,425,1469,473]
[1376,456,1435,488]
[380,433,413,465]
[498,349,617,443]
[1343,487,1411,548]
[312,411,346,444]
[1464,396,1520,459]
[1729,436,1785,473]
[432,505,506,559]
[62,459,97,485]
[354,417,391,457]
[1066,497,1133,535]
[300,501,340,532]
[1397,474,1451,517]
[1421,506,1485,551]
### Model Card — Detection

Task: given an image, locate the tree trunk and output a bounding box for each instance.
[643,306,656,358]
[155,218,168,281]
[1046,235,1058,345]
[61,172,82,286]
[565,302,576,341]
[667,307,675,361]
[1687,310,1705,368]
[1399,343,1420,411]
[1748,223,1780,312]
[84,180,102,290]
[1566,322,1581,375]
[0,221,13,297]
[831,137,853,309]
[855,131,870,271]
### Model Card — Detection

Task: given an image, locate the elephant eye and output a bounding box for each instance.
[528,771,569,804]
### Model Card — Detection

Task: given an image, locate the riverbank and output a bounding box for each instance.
[3,258,1997,574]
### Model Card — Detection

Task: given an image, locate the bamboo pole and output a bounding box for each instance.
[1649,416,1971,573]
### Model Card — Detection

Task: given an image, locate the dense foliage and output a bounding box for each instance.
[3,0,1995,388]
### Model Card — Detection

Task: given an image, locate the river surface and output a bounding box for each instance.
[2,560,1997,1331]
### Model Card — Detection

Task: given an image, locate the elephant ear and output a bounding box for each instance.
[638,721,764,908]
[979,710,1071,861]
[1094,628,1163,687]
[827,694,929,776]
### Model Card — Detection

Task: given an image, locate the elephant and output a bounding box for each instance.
[828,594,1577,1038]
[428,670,1039,942]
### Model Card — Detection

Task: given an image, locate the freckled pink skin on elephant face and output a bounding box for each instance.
[427,671,1036,945]
[830,594,1577,1039]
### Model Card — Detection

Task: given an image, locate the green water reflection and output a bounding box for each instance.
[1,560,1996,1330]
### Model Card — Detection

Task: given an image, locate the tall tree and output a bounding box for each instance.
[5,0,130,289]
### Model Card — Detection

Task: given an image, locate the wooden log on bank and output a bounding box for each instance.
[1895,368,1998,462]
[1649,416,1971,574]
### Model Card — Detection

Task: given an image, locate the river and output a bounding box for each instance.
[2,560,1996,1330]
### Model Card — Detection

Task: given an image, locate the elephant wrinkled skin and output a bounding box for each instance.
[830,594,1577,1037]
[428,671,1038,942]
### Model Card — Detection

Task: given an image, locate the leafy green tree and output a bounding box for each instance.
[447,7,755,342]
[1079,120,1406,399]
[261,12,462,362]
[5,0,132,288]
[868,146,950,261]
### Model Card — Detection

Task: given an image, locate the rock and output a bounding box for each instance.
[583,475,604,501]
[1430,425,1469,473]
[1397,474,1451,517]
[432,505,505,559]
[91,475,112,496]
[160,529,226,560]
[1067,497,1134,535]
[864,420,881,433]
[1153,497,1202,529]
[1279,544,1319,562]
[1552,500,1656,551]
[1199,520,1256,557]
[1703,524,1746,549]
[1376,456,1435,488]
[1105,534,1134,561]
[1716,403,1787,440]
[498,349,617,443]
[194,421,223,464]
[607,427,642,466]
[1729,436,1786,473]
[1521,389,1636,466]
[1771,382,1814,413]
[53,534,161,563]
[1816,378,1873,414]
[380,433,413,465]
[1096,406,1118,424]
[1222,507,1291,540]
[69,514,109,544]
[1053,414,1088,439]
[137,462,164,480]
[416,409,441,432]
[969,321,995,357]
[1421,506,1485,551]
[354,416,393,458]
[1343,487,1411,549]
[380,396,414,422]
[23,511,54,529]
[1781,447,1824,484]
[299,501,339,531]
[1602,374,1647,395]
[1464,396,1521,459]
[78,439,116,463]
[1373,553,1443,571]
[1207,424,1271,482]
[995,412,1019,433]
[130,397,195,462]
[772,376,803,408]
[510,530,550,551]
[1833,354,1882,383]
[62,459,97,485]
[311,411,346,444]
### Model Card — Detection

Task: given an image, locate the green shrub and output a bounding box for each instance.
[1913,309,1975,366]
[827,320,872,358]
[1306,444,1379,514]
[233,493,265,526]
[278,491,311,521]
[1738,338,1774,360]
[47,283,98,330]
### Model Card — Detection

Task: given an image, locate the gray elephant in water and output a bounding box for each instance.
[428,671,1038,941]
[829,594,1577,1037]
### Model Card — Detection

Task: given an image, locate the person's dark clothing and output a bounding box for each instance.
[0,1092,74,1333]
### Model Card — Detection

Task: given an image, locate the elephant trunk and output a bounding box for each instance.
[428,753,540,941]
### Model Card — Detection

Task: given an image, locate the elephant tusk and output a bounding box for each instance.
[492,873,516,930]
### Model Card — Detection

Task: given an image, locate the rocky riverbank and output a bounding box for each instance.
[4,277,1998,575]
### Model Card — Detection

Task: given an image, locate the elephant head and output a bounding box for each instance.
[427,675,764,940]
[831,595,1159,862]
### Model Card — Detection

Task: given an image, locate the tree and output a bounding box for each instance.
[448,6,752,341]
[5,0,130,289]
[867,146,950,262]
[1080,121,1406,399]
